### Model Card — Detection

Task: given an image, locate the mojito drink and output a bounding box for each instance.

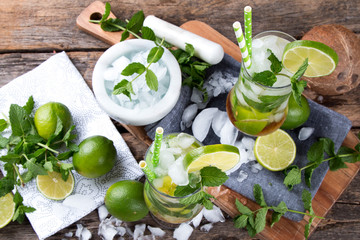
[227,31,295,136]
[143,133,203,224]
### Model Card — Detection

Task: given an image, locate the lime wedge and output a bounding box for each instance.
[254,129,296,171]
[233,105,271,135]
[282,40,338,77]
[0,193,15,228]
[36,171,75,200]
[183,144,240,173]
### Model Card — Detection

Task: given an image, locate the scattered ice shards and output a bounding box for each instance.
[204,71,237,99]
[181,104,198,129]
[173,223,194,240]
[191,87,204,104]
[298,127,315,141]
[64,232,73,237]
[241,137,255,150]
[147,226,166,238]
[75,224,92,240]
[192,108,218,142]
[98,205,109,222]
[98,216,124,240]
[203,206,225,223]
[191,208,204,228]
[219,118,238,145]
[200,223,214,232]
[250,162,263,174]
[236,170,249,183]
[134,224,146,240]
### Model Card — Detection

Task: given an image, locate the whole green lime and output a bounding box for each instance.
[281,94,311,130]
[105,180,149,222]
[72,135,116,178]
[34,102,72,140]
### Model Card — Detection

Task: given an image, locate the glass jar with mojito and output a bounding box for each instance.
[143,133,204,225]
[227,31,296,136]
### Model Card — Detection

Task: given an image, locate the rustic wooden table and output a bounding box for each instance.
[0,0,359,239]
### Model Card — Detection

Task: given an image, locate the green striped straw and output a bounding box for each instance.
[139,160,156,181]
[233,21,252,69]
[244,6,252,57]
[151,127,164,167]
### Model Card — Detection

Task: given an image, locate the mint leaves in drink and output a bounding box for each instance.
[283,137,360,190]
[234,184,323,239]
[173,166,228,209]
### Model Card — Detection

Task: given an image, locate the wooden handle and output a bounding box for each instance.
[76,1,134,46]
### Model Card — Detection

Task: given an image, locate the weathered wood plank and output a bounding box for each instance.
[0,0,359,52]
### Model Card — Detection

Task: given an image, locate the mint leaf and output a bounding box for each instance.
[271,212,283,227]
[100,2,111,23]
[200,166,228,187]
[283,166,301,190]
[337,147,358,163]
[292,58,309,81]
[101,18,126,32]
[0,119,8,132]
[247,221,257,237]
[253,184,267,207]
[235,199,252,216]
[304,163,319,188]
[147,46,164,63]
[0,177,15,197]
[145,69,158,91]
[202,198,213,210]
[126,10,144,33]
[254,207,268,234]
[179,190,205,205]
[141,26,156,41]
[253,71,277,87]
[234,214,248,229]
[185,43,195,57]
[0,135,9,148]
[302,189,313,212]
[307,140,324,164]
[120,29,130,42]
[113,79,132,99]
[43,161,53,172]
[22,96,34,115]
[320,138,335,157]
[121,62,146,76]
[272,201,288,214]
[9,104,31,136]
[174,185,198,197]
[267,49,282,73]
[329,156,348,171]
[290,58,308,106]
[25,157,48,176]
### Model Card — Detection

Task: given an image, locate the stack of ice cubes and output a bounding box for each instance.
[103,50,170,110]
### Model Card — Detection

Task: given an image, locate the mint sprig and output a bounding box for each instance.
[0,96,78,223]
[173,166,228,209]
[91,3,211,101]
[234,184,323,239]
[283,137,360,190]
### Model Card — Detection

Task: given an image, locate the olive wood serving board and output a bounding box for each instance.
[77,2,360,239]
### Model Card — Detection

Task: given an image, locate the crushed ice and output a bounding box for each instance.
[203,206,225,223]
[173,223,193,240]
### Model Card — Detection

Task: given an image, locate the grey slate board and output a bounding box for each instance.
[145,54,352,222]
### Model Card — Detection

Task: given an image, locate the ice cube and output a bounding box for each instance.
[192,108,218,142]
[241,137,255,151]
[112,56,131,73]
[80,227,92,240]
[237,170,249,183]
[64,232,73,237]
[191,87,204,103]
[298,127,315,141]
[203,206,225,223]
[252,38,264,49]
[147,226,166,237]
[177,133,196,149]
[173,223,193,240]
[134,224,146,240]
[152,178,164,189]
[168,156,189,186]
[159,150,176,169]
[250,162,263,174]
[191,209,204,228]
[211,110,228,137]
[200,223,213,232]
[104,67,119,81]
[220,118,238,145]
[182,104,198,125]
[154,166,168,177]
[98,205,109,222]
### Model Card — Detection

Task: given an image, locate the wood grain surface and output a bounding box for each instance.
[0,0,359,239]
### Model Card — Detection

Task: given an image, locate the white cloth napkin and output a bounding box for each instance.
[0,52,144,239]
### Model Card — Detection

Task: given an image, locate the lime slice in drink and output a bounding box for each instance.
[282,40,338,77]
[254,129,296,171]
[184,144,240,173]
[0,193,15,228]
[233,105,271,135]
[36,171,75,200]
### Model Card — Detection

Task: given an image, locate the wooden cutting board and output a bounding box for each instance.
[77,2,360,239]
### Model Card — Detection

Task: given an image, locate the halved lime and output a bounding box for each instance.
[282,40,338,77]
[0,193,15,228]
[254,129,296,171]
[183,144,240,173]
[36,171,75,200]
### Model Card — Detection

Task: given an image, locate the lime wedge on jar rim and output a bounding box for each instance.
[254,129,296,171]
[282,40,338,77]
[183,144,240,173]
